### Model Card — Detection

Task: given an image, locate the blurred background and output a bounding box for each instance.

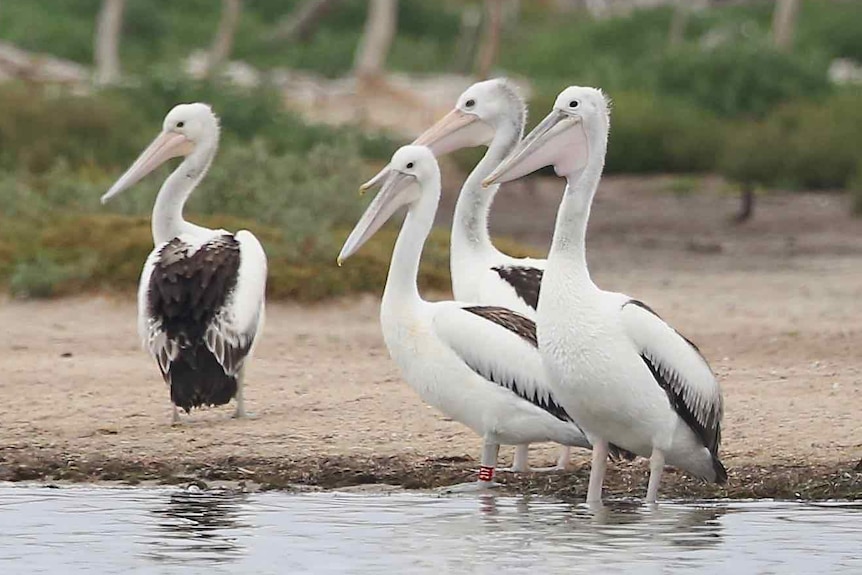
[0,0,860,300]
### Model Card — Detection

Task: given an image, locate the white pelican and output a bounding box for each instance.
[484,87,726,504]
[339,145,591,487]
[101,103,267,423]
[362,79,571,472]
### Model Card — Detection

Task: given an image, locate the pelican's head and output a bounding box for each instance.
[358,79,525,194]
[483,86,610,186]
[339,145,437,265]
[413,78,525,156]
[101,103,219,204]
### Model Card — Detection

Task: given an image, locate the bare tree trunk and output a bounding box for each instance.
[204,0,242,76]
[475,0,503,80]
[94,0,124,85]
[772,0,800,52]
[668,3,689,48]
[354,0,398,84]
[269,0,341,43]
[453,5,482,73]
[735,183,755,223]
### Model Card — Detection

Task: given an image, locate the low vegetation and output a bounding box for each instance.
[0,1,861,298]
[0,80,540,299]
[0,213,461,301]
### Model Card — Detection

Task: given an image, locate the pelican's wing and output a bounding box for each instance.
[137,246,162,348]
[490,264,544,311]
[621,300,723,454]
[204,230,267,375]
[432,303,572,423]
[140,231,267,380]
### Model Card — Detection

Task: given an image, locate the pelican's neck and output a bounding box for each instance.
[383,173,441,307]
[151,141,217,244]
[451,118,521,259]
[547,124,608,288]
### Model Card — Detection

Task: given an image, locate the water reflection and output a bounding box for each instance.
[2,485,860,574]
[143,489,249,564]
[474,493,725,556]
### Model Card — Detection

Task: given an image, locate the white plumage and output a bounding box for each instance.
[484,86,726,503]
[341,145,590,486]
[104,103,266,422]
[366,78,572,470]
[138,231,266,386]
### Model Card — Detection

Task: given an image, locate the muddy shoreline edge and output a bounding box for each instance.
[2,451,860,501]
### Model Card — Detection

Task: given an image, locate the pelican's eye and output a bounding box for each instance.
[465,99,475,108]
[406,162,415,169]
[569,100,580,109]
[176,121,185,128]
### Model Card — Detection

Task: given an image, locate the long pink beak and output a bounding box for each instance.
[101,131,194,204]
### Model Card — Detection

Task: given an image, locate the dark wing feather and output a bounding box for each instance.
[147,235,251,374]
[460,306,568,422]
[462,305,537,346]
[624,300,722,456]
[639,352,721,455]
[461,305,635,460]
[149,236,241,337]
[491,266,543,311]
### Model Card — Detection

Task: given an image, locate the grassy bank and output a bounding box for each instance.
[2,450,859,501]
[0,212,464,301]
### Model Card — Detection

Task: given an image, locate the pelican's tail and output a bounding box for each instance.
[168,344,238,412]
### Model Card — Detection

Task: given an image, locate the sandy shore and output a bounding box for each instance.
[1,180,861,499]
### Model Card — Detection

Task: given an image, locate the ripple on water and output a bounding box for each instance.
[0,484,860,574]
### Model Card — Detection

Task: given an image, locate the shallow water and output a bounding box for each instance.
[1,485,860,574]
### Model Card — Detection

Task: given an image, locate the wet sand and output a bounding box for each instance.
[1,179,861,499]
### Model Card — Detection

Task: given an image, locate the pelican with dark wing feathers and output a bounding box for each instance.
[102,103,267,423]
[361,79,572,472]
[484,87,726,504]
[339,145,593,489]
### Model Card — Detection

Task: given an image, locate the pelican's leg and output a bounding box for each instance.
[586,440,609,505]
[171,404,181,425]
[506,444,530,473]
[518,444,573,473]
[646,447,665,504]
[555,445,572,470]
[438,440,501,494]
[232,366,248,419]
[477,440,501,487]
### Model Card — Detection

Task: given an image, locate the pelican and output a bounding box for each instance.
[362,79,571,472]
[102,103,267,423]
[484,87,726,504]
[340,145,591,487]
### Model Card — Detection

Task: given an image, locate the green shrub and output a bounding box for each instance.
[108,73,398,160]
[0,0,461,77]
[0,84,149,173]
[720,90,862,190]
[0,77,398,180]
[656,41,830,118]
[189,139,370,255]
[778,91,862,189]
[501,7,672,92]
[719,120,788,189]
[0,213,459,301]
[0,134,376,243]
[607,91,725,173]
[0,133,527,300]
[796,0,862,62]
[9,253,86,298]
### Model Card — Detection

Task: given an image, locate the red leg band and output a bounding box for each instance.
[478,465,494,482]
